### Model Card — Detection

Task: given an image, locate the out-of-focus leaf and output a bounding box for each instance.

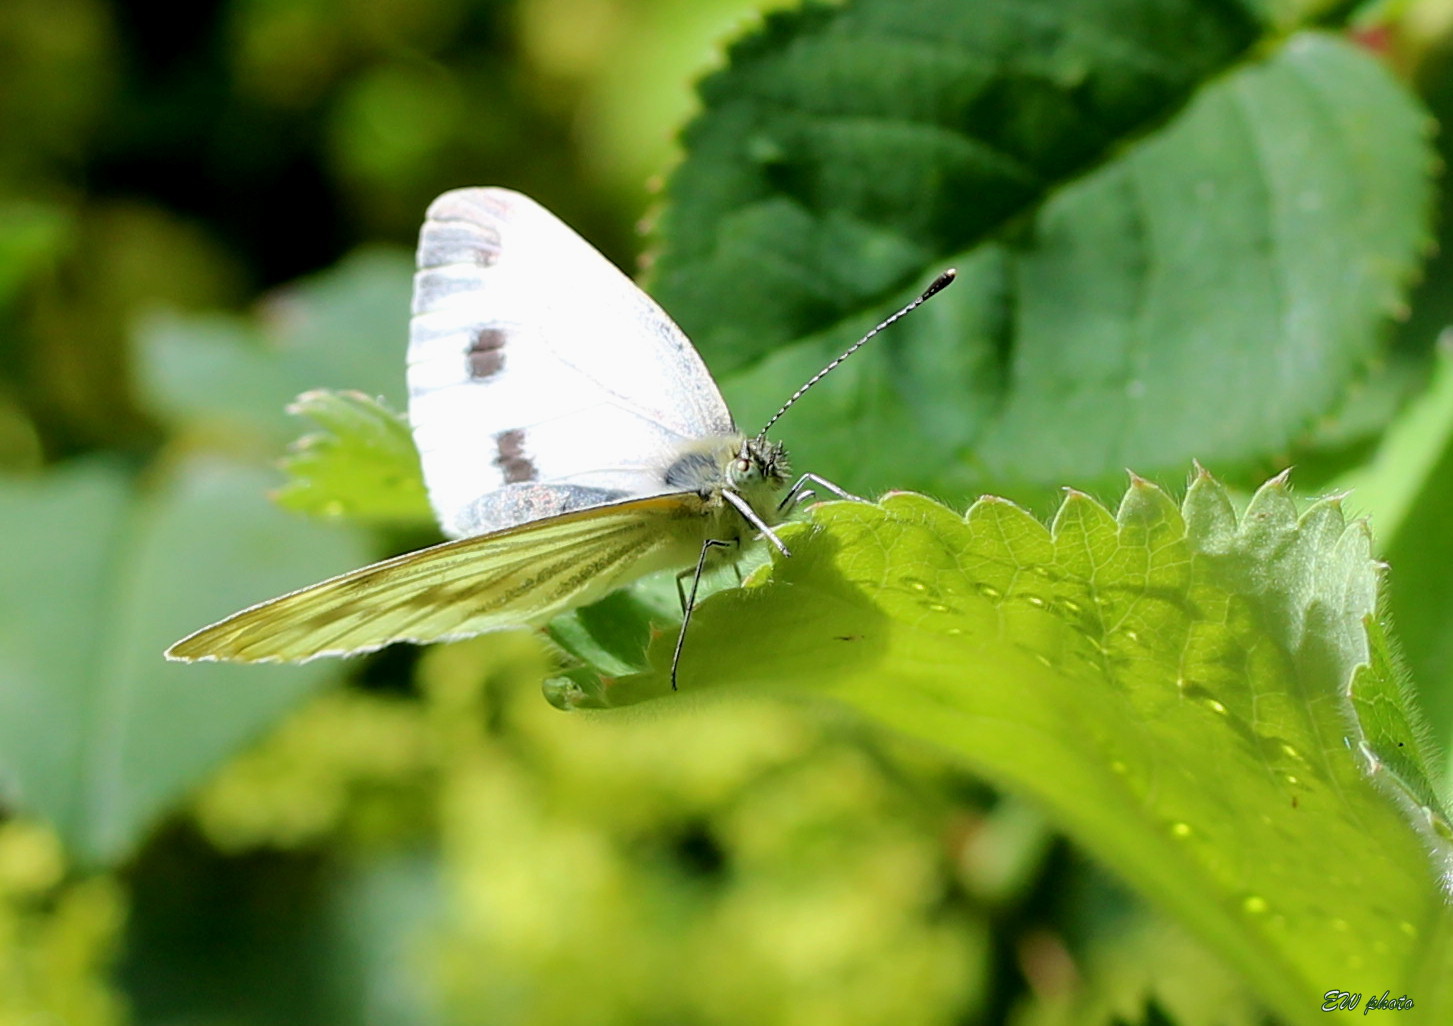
[275,390,432,527]
[135,248,413,448]
[651,3,1432,504]
[133,312,305,446]
[590,472,1452,1025]
[0,459,370,866]
[0,0,116,182]
[0,199,70,311]
[1011,859,1265,1026]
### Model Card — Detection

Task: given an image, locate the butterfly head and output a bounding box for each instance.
[730,436,790,493]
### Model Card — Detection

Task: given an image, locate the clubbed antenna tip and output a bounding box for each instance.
[923,268,956,300]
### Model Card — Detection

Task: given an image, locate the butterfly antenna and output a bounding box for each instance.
[757,268,957,440]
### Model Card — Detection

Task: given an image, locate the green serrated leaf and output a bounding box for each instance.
[274,390,433,527]
[1349,615,1450,830]
[0,460,371,866]
[652,4,1433,503]
[590,470,1450,1024]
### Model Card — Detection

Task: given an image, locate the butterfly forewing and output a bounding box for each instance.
[408,188,736,538]
[166,495,703,663]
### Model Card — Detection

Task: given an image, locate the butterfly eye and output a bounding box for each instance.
[736,457,752,474]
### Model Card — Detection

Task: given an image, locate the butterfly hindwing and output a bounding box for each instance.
[165,493,705,663]
[408,188,736,538]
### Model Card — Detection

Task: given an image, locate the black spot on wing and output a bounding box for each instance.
[495,429,537,483]
[467,327,508,379]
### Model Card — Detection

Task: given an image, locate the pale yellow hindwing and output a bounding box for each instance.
[166,494,704,663]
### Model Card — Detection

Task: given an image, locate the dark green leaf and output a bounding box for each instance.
[652,5,1432,504]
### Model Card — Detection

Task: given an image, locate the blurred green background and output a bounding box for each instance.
[4,0,1453,1023]
[0,0,788,466]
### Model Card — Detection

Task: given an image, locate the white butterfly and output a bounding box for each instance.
[166,188,953,687]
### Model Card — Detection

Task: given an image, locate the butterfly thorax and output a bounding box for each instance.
[663,433,790,545]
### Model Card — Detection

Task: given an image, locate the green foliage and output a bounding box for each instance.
[590,473,1452,1022]
[192,689,435,852]
[1344,349,1453,784]
[654,6,1432,504]
[1012,862,1271,1026]
[179,634,992,1026]
[0,821,124,1026]
[0,200,68,314]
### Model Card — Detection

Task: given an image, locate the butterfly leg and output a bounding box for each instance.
[674,538,743,611]
[672,537,735,691]
[779,473,865,513]
[722,489,791,557]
